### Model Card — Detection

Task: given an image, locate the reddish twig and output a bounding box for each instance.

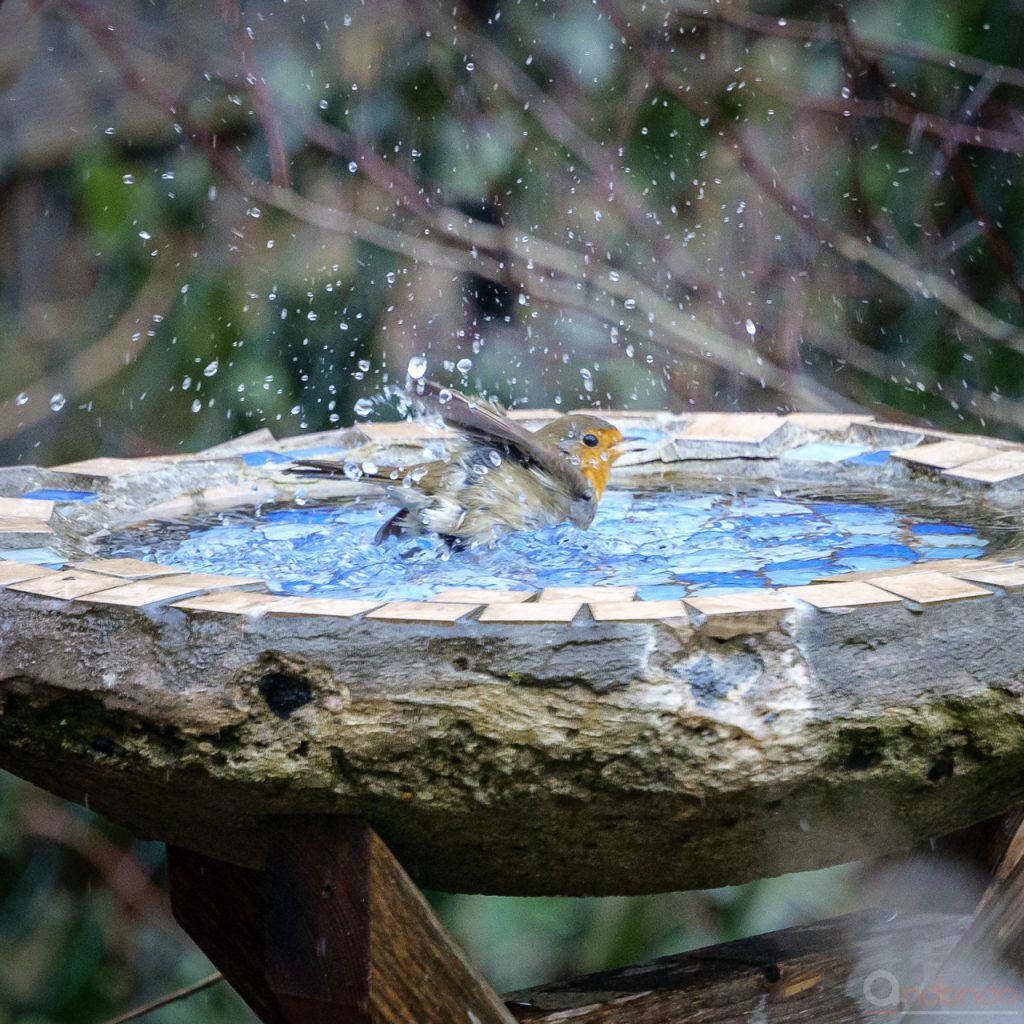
[100,973,223,1024]
[222,0,292,189]
[685,4,1024,92]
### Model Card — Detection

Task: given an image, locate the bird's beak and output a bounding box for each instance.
[609,435,647,463]
[615,435,646,451]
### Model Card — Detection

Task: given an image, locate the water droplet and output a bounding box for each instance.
[15,392,28,406]
[456,357,472,373]
[407,354,427,380]
[203,360,219,377]
[745,319,757,337]
[354,397,374,417]
[49,393,66,412]
[348,161,358,173]
[191,398,202,413]
[438,388,453,404]
[122,174,135,185]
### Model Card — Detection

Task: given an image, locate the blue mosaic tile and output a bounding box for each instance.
[241,451,296,467]
[96,491,1002,601]
[0,548,65,566]
[20,489,100,503]
[915,545,990,560]
[611,425,666,443]
[781,442,870,462]
[635,583,689,601]
[843,449,891,466]
[910,522,975,535]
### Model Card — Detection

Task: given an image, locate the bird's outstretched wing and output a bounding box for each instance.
[414,380,593,502]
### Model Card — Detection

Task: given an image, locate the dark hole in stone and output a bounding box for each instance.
[720,817,739,828]
[927,749,956,782]
[293,741,310,758]
[453,655,470,671]
[258,672,312,719]
[843,748,882,772]
[765,799,783,810]
[762,964,781,984]
[92,735,115,755]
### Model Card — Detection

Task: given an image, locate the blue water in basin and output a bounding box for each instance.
[97,489,1007,601]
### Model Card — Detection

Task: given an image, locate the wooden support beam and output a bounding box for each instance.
[504,909,969,1023]
[168,816,515,1024]
[908,807,1024,1022]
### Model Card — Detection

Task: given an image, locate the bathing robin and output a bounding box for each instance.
[289,379,632,544]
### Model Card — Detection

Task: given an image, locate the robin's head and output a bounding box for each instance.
[535,414,628,498]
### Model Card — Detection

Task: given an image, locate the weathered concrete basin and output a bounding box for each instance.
[2,411,1024,895]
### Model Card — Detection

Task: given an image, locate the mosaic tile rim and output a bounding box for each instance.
[2,411,1024,635]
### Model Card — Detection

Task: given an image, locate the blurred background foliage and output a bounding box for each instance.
[1,0,1023,1019]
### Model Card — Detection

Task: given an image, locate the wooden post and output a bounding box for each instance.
[168,816,515,1024]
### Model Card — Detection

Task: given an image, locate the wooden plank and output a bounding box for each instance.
[267,597,381,617]
[813,558,1007,584]
[264,817,516,1024]
[0,562,56,586]
[366,601,475,624]
[892,439,996,469]
[50,457,173,477]
[589,600,686,621]
[173,592,282,615]
[478,600,582,624]
[167,848,287,1024]
[0,496,54,520]
[782,581,902,609]
[69,557,183,579]
[944,450,1024,484]
[683,591,792,639]
[507,909,968,1023]
[676,413,785,444]
[153,572,264,589]
[945,564,1024,592]
[6,570,131,600]
[908,815,1024,1023]
[868,571,993,605]
[79,575,264,608]
[0,519,55,541]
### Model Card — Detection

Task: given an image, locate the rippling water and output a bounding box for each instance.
[97,488,1007,601]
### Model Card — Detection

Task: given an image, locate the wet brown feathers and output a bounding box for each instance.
[289,380,627,544]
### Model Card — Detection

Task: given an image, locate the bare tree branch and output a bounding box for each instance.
[101,973,223,1024]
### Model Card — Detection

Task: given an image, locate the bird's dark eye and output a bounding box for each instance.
[582,433,599,447]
